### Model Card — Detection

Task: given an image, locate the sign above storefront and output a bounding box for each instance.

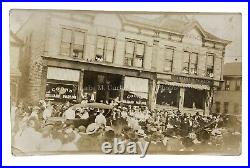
[171,75,212,86]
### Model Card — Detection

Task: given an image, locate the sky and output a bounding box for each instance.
[10,11,241,63]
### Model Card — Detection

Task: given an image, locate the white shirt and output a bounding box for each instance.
[63,108,75,120]
[81,112,89,120]
[43,107,53,120]
[95,113,106,126]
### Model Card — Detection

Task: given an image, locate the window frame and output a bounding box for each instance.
[163,46,175,72]
[124,38,146,68]
[182,51,198,75]
[60,27,86,59]
[206,53,215,78]
[95,35,116,63]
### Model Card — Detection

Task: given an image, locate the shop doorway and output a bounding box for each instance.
[83,71,122,103]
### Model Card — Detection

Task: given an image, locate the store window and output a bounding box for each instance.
[125,39,145,68]
[225,80,230,91]
[95,35,115,63]
[123,77,148,105]
[206,53,214,78]
[182,51,198,75]
[61,28,85,59]
[156,84,179,107]
[224,102,229,113]
[235,79,241,91]
[163,47,174,72]
[215,101,220,113]
[46,67,80,102]
[184,88,205,109]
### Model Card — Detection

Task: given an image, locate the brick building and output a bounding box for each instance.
[213,62,242,115]
[10,31,23,103]
[13,11,231,115]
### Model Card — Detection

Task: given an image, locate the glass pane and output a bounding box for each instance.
[125,57,133,66]
[134,58,143,67]
[96,48,104,56]
[106,38,115,50]
[164,61,172,71]
[165,48,174,60]
[97,36,105,49]
[72,44,83,58]
[183,52,190,63]
[207,55,214,66]
[105,50,113,62]
[62,28,72,42]
[61,42,71,55]
[190,53,198,64]
[126,41,135,54]
[136,43,145,56]
[74,31,85,45]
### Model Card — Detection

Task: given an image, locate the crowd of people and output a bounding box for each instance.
[11,99,241,155]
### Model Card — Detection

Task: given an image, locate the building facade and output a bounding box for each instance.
[213,63,242,115]
[10,31,23,103]
[14,11,231,115]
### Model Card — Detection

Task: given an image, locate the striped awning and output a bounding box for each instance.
[157,80,210,90]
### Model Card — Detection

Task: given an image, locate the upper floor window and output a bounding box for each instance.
[124,39,145,68]
[95,36,115,63]
[225,80,230,91]
[235,79,241,91]
[164,47,174,72]
[182,51,198,75]
[61,28,85,59]
[206,53,214,78]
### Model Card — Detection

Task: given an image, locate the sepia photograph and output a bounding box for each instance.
[9,9,242,157]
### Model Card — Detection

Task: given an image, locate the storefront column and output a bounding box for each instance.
[120,75,125,105]
[148,79,156,110]
[179,87,185,111]
[77,69,84,102]
[205,87,214,115]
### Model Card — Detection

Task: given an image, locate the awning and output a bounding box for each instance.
[157,80,210,90]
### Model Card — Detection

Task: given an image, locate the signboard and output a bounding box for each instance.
[171,75,212,85]
[45,82,78,102]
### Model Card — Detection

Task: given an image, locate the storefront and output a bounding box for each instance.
[45,67,80,103]
[82,71,122,103]
[123,76,149,106]
[156,75,213,115]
